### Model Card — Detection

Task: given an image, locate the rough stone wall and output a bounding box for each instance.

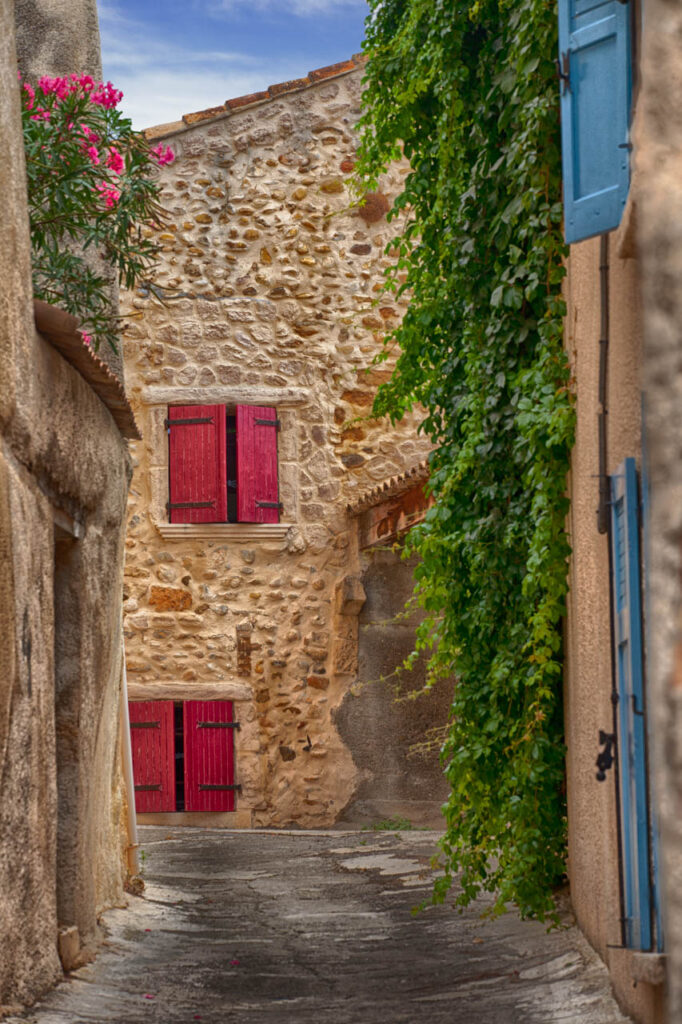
[121,66,433,827]
[638,3,682,1018]
[0,0,132,1008]
[336,548,451,828]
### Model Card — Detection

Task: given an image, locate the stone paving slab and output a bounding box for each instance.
[7,828,632,1024]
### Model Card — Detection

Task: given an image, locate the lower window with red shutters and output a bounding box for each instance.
[129,700,239,813]
[167,403,281,524]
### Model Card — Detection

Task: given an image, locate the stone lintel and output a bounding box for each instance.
[127,680,253,702]
[140,385,308,408]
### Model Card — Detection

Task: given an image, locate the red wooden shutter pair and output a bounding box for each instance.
[129,700,236,813]
[168,405,279,523]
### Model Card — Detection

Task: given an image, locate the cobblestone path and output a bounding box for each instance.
[9,827,632,1024]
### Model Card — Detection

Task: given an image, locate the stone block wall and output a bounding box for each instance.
[121,63,435,827]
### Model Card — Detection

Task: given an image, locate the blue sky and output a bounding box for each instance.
[97,0,369,129]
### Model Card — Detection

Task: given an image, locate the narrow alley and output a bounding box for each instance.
[10,828,631,1024]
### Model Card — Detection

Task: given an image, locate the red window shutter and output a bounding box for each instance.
[168,405,227,523]
[128,701,175,813]
[236,405,279,523]
[184,700,236,812]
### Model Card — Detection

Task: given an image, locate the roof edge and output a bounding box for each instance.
[34,300,141,441]
[145,54,366,142]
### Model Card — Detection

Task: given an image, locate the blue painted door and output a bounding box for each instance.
[639,420,665,951]
[610,458,652,949]
[558,0,632,243]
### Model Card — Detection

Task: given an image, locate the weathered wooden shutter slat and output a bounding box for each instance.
[558,0,631,243]
[236,405,280,523]
[128,700,175,813]
[168,404,227,523]
[184,700,236,812]
[610,458,653,950]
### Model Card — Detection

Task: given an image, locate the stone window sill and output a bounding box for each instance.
[154,521,296,541]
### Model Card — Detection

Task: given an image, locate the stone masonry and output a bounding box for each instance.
[121,59,436,828]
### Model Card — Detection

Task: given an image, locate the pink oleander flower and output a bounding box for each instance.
[79,74,95,93]
[80,331,92,347]
[151,143,175,166]
[80,124,100,145]
[95,182,121,208]
[86,145,100,165]
[91,81,123,109]
[23,82,35,110]
[106,146,125,174]
[30,107,51,121]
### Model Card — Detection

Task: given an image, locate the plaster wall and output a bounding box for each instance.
[0,0,132,1006]
[564,232,662,1022]
[13,0,102,82]
[638,1,682,1018]
[121,66,435,827]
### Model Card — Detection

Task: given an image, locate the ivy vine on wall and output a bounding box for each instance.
[356,0,575,919]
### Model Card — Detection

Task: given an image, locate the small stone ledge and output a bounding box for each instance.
[631,952,666,987]
[155,522,296,542]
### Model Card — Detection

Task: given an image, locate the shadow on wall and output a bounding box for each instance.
[335,547,452,829]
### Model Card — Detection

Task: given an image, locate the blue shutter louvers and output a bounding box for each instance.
[610,458,653,950]
[558,0,632,244]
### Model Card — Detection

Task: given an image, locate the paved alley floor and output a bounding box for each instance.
[9,827,631,1024]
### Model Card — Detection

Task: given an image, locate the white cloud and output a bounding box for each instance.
[98,1,309,128]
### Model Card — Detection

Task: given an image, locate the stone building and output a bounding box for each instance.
[120,59,450,830]
[0,0,137,1011]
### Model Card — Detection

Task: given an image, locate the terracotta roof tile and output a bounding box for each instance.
[145,55,366,140]
[183,104,227,125]
[226,90,269,110]
[267,76,311,97]
[308,59,357,82]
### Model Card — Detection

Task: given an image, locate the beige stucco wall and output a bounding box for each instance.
[0,0,132,1010]
[638,1,682,1018]
[564,224,663,1023]
[121,65,435,827]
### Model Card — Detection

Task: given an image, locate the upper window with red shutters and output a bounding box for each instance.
[166,403,281,524]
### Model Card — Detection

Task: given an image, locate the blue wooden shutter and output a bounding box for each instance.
[610,458,652,950]
[558,0,632,243]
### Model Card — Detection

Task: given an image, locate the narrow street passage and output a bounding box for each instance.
[11,828,631,1024]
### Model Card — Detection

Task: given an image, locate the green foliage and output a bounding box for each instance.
[362,816,415,832]
[20,73,169,351]
[356,0,574,920]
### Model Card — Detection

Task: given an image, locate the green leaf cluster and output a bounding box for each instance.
[21,79,165,351]
[356,0,575,920]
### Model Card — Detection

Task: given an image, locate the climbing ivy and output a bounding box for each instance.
[356,0,575,920]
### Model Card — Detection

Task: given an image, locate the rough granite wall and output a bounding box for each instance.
[122,65,434,827]
[638,3,682,1018]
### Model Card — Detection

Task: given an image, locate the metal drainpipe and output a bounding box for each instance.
[119,635,140,876]
[596,233,627,949]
